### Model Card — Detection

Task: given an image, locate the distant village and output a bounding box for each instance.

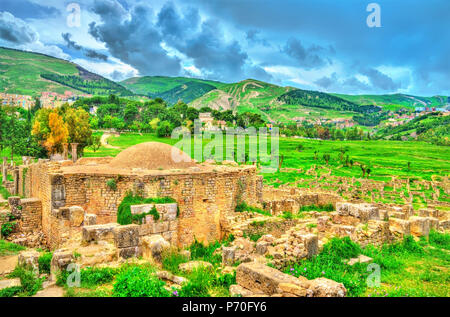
[0,91,449,130]
[0,90,91,109]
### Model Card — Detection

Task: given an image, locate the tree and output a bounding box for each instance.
[64,107,92,154]
[156,121,173,137]
[32,109,69,155]
[150,118,160,131]
[90,135,101,153]
[323,153,331,165]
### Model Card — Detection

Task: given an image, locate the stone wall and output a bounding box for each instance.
[131,203,178,244]
[22,160,261,247]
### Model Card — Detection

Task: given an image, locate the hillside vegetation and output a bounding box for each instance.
[0,47,132,96]
[377,112,450,145]
[121,76,225,104]
[334,93,450,109]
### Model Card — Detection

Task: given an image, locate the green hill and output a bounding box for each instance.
[333,93,450,109]
[376,112,450,145]
[189,79,364,123]
[121,76,225,104]
[0,47,133,96]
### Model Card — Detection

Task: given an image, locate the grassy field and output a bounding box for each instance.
[84,132,450,181]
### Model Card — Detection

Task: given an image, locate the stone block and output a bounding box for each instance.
[117,246,142,259]
[229,284,254,297]
[255,241,270,255]
[427,217,439,231]
[141,235,170,262]
[84,214,97,226]
[389,218,411,236]
[18,250,40,271]
[409,216,430,236]
[113,224,140,248]
[82,223,119,243]
[69,206,85,227]
[297,234,318,258]
[222,246,236,265]
[308,278,346,297]
[160,203,178,221]
[59,207,70,220]
[51,249,74,277]
[0,278,21,291]
[236,262,310,296]
[439,220,450,230]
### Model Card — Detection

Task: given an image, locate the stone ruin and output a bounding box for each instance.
[1,141,449,297]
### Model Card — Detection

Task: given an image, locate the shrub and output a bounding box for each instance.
[235,202,271,216]
[80,267,117,288]
[299,203,334,212]
[0,286,22,297]
[113,266,170,297]
[106,179,117,191]
[179,268,214,297]
[38,252,53,274]
[1,222,16,237]
[189,239,222,266]
[285,237,367,297]
[161,249,189,274]
[117,192,175,225]
[9,265,43,296]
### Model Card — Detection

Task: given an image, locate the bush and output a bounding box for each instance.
[113,266,170,297]
[80,267,117,288]
[235,202,271,216]
[299,203,334,212]
[117,192,175,225]
[285,237,368,297]
[38,252,53,274]
[1,222,16,237]
[179,268,214,297]
[106,179,117,191]
[161,249,190,274]
[9,265,43,296]
[0,286,22,297]
[189,239,222,266]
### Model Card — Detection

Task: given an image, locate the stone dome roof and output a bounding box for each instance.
[108,142,195,170]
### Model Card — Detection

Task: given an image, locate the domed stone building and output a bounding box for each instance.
[18,142,263,247]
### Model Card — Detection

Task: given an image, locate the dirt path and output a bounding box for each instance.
[100,133,120,149]
[33,285,64,297]
[0,255,18,276]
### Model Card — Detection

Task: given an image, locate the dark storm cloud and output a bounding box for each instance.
[283,38,333,69]
[360,67,401,91]
[0,11,38,44]
[246,29,270,47]
[157,2,249,81]
[88,0,181,76]
[62,32,108,61]
[0,0,60,20]
[62,33,82,50]
[315,72,371,92]
[184,0,450,95]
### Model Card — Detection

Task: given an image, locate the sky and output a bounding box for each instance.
[0,0,449,96]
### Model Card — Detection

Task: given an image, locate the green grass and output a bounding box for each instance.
[284,234,450,297]
[117,192,176,225]
[0,240,26,256]
[0,47,80,96]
